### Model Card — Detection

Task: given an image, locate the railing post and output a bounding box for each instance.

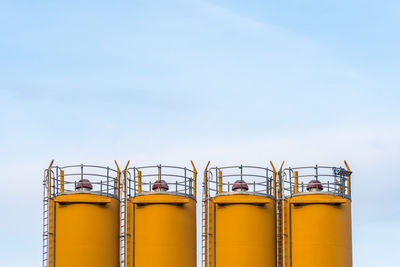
[60,170,65,193]
[218,170,223,194]
[344,160,352,197]
[138,171,142,194]
[184,167,187,195]
[107,167,110,195]
[294,171,299,194]
[56,167,59,195]
[117,172,121,197]
[157,165,161,192]
[191,161,198,198]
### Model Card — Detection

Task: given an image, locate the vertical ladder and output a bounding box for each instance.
[42,172,49,267]
[201,187,207,267]
[120,173,127,267]
[276,198,283,267]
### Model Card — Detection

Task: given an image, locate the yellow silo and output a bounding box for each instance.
[124,162,198,267]
[43,161,122,267]
[203,163,277,267]
[282,161,353,267]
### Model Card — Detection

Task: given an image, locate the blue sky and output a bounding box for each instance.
[0,0,399,266]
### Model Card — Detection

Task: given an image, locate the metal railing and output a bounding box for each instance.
[283,163,352,199]
[43,164,121,198]
[126,163,198,198]
[206,165,276,198]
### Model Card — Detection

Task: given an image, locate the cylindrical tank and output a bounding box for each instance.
[125,164,197,267]
[43,163,121,267]
[283,164,353,267]
[204,165,277,267]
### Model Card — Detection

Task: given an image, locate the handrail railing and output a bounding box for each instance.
[206,165,276,198]
[43,164,120,198]
[283,162,352,199]
[126,163,197,198]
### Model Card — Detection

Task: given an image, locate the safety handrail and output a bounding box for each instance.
[43,164,121,199]
[283,162,352,199]
[206,165,276,198]
[126,163,197,198]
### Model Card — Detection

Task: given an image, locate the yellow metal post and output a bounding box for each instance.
[115,160,121,198]
[294,171,299,194]
[138,171,142,193]
[218,170,223,194]
[60,170,65,193]
[344,160,351,197]
[191,160,198,197]
[338,179,343,193]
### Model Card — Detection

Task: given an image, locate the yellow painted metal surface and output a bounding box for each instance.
[284,193,352,267]
[48,199,55,267]
[208,194,276,267]
[50,193,120,267]
[127,193,196,267]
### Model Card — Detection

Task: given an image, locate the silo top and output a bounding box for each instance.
[283,164,352,199]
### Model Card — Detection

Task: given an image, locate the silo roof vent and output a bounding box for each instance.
[232,180,249,192]
[307,180,323,192]
[76,179,93,190]
[152,179,169,191]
